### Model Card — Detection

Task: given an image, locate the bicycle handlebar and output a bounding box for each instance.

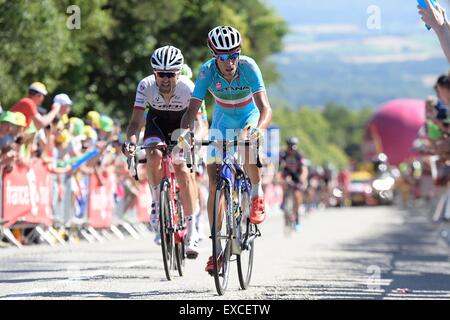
[189,136,263,169]
[127,133,263,181]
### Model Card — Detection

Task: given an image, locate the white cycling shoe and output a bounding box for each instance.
[154,232,162,246]
[185,234,200,259]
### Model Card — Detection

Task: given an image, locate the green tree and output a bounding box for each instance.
[0,0,287,122]
[0,0,73,106]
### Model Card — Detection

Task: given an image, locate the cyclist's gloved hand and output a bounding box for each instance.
[177,130,192,149]
[122,141,136,156]
[245,125,263,143]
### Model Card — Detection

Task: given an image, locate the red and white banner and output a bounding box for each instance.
[2,159,53,227]
[88,173,113,228]
[137,181,151,223]
[264,183,283,207]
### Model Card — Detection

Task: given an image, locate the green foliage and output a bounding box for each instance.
[0,0,287,122]
[0,0,368,167]
[272,102,374,168]
[0,0,73,104]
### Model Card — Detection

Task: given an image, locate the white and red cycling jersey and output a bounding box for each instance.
[133,74,194,144]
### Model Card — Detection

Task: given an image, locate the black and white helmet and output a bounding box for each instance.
[150,45,184,71]
[207,26,242,54]
[286,137,299,146]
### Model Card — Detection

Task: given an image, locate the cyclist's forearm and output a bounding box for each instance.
[257,107,272,129]
[126,120,141,144]
[181,100,201,130]
[253,91,272,129]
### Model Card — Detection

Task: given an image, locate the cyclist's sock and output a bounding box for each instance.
[194,201,201,216]
[150,184,160,203]
[186,214,197,240]
[251,182,264,198]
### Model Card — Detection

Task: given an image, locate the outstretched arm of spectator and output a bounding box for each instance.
[33,102,61,130]
[418,0,450,63]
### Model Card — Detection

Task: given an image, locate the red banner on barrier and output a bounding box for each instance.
[2,159,53,227]
[264,183,283,207]
[88,173,113,228]
[137,181,151,223]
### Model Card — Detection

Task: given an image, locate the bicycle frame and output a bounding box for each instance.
[129,144,184,243]
[192,137,261,295]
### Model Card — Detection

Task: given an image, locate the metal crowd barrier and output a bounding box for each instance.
[0,158,152,248]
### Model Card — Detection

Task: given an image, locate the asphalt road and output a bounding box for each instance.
[1,205,450,300]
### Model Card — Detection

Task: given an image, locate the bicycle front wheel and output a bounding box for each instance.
[211,181,232,296]
[237,188,255,290]
[160,180,176,281]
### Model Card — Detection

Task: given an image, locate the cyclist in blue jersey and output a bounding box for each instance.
[180,26,273,274]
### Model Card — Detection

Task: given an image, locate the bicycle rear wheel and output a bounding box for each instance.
[237,187,254,290]
[211,181,232,295]
[160,180,176,280]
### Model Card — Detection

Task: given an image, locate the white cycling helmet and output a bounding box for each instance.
[207,26,242,54]
[150,45,184,71]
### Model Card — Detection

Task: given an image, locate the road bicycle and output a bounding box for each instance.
[128,142,187,280]
[192,137,262,295]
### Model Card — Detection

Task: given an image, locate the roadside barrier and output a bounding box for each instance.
[0,157,152,248]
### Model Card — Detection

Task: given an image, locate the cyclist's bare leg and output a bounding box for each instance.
[243,143,266,223]
[173,163,195,218]
[146,148,164,240]
[146,148,163,195]
[242,145,261,188]
[195,174,206,238]
[244,163,261,187]
[174,162,199,256]
[293,190,303,225]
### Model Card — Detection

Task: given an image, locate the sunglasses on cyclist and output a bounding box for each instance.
[214,51,240,62]
[155,71,177,78]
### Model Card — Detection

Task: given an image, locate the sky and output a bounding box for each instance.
[264,0,447,62]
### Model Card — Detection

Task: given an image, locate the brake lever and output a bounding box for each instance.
[127,152,139,181]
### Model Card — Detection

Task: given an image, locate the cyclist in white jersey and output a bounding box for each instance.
[122,45,200,258]
[180,64,210,241]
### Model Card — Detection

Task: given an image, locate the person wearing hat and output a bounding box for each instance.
[0,111,26,150]
[98,115,114,141]
[10,82,61,129]
[86,110,101,129]
[53,93,73,119]
[0,111,27,172]
[65,117,86,158]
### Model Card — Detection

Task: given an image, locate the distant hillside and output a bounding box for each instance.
[264,0,449,108]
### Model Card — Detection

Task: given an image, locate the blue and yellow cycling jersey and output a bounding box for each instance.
[192,55,265,138]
